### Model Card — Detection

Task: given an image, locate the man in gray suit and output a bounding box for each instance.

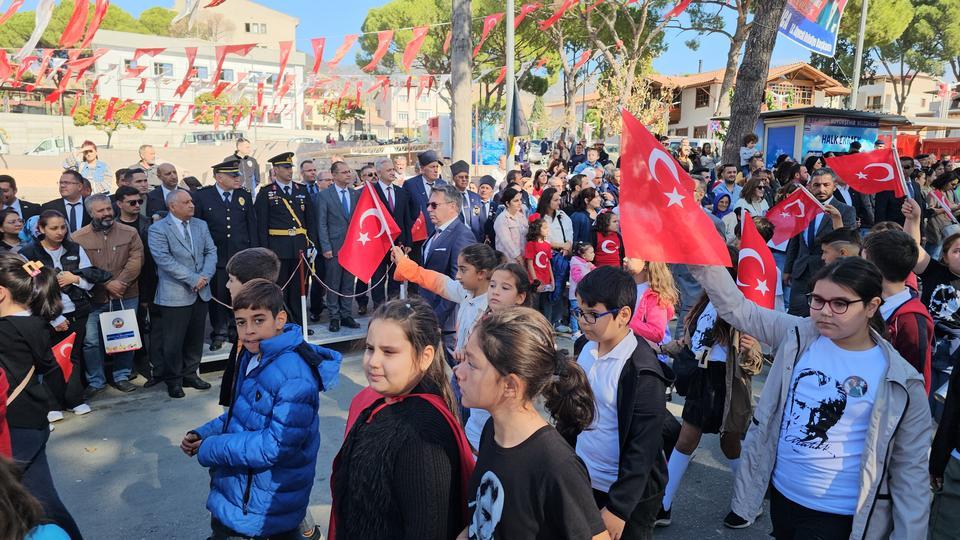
[148,189,218,398]
[784,167,857,316]
[317,161,362,333]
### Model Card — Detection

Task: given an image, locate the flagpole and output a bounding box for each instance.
[365,180,406,301]
[800,186,827,211]
[890,126,912,199]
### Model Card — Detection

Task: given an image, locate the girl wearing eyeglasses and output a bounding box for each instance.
[690,256,930,538]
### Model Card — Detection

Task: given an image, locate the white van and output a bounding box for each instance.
[25,136,75,156]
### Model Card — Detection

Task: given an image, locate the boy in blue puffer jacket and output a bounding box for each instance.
[180,279,341,539]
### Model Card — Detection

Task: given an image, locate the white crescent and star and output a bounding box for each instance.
[357,208,388,245]
[535,251,549,268]
[664,187,685,207]
[860,162,895,182]
[648,149,688,208]
[600,239,617,254]
[55,342,73,358]
[736,248,771,296]
[780,199,805,218]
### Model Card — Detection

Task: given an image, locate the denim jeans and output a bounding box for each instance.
[569,298,581,334]
[84,297,138,388]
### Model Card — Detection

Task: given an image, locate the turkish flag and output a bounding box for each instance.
[52,333,76,382]
[402,26,429,72]
[338,184,401,282]
[59,0,90,48]
[411,212,428,242]
[275,40,293,90]
[327,34,358,69]
[737,212,778,309]
[474,13,504,58]
[619,109,731,266]
[825,148,906,197]
[766,188,825,245]
[363,30,394,72]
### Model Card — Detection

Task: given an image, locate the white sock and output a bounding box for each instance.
[729,457,741,477]
[662,450,693,511]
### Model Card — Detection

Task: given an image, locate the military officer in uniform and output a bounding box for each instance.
[254,152,317,328]
[193,159,258,351]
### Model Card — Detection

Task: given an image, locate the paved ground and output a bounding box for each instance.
[47,338,772,539]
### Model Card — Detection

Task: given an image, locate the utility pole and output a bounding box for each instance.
[850,0,868,109]
[504,0,516,170]
[450,0,472,162]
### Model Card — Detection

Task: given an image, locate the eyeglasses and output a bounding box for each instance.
[125,199,143,206]
[572,307,620,324]
[362,172,376,177]
[807,294,864,314]
[427,201,453,209]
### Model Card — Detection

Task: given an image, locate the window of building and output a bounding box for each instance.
[154,63,174,77]
[921,98,927,107]
[124,59,138,70]
[865,95,882,110]
[675,127,689,136]
[417,110,430,122]
[195,66,209,79]
[220,69,235,82]
[397,111,409,123]
[266,112,281,124]
[693,125,708,139]
[767,82,814,106]
[695,86,711,108]
[245,23,267,34]
[155,104,175,120]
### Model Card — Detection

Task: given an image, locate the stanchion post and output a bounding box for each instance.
[299,250,308,341]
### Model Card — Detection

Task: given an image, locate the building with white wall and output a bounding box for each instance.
[855,73,938,115]
[171,0,299,49]
[89,30,307,131]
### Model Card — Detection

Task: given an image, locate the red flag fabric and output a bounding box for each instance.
[103,97,119,123]
[179,104,195,125]
[59,0,90,48]
[79,0,109,49]
[0,51,12,83]
[664,0,694,20]
[573,50,592,71]
[402,26,429,72]
[136,77,147,93]
[405,75,413,100]
[737,211,778,309]
[0,0,25,25]
[367,75,390,96]
[133,47,166,62]
[310,38,325,74]
[276,73,295,100]
[211,81,230,98]
[256,81,264,108]
[69,92,83,115]
[174,71,195,98]
[66,47,108,81]
[443,30,452,54]
[205,0,227,5]
[540,0,576,30]
[824,148,906,197]
[87,94,99,120]
[619,109,731,266]
[327,34,358,69]
[132,100,150,121]
[212,43,256,84]
[124,65,147,79]
[515,3,541,28]
[338,184,401,282]
[363,30,394,72]
[275,40,293,90]
[166,103,181,124]
[474,13,504,58]
[411,212,428,242]
[494,66,507,86]
[766,187,825,245]
[52,333,76,382]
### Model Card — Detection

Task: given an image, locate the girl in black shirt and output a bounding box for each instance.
[454,307,608,540]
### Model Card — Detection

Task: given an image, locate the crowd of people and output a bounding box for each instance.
[0,130,959,540]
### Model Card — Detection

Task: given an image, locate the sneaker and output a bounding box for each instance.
[302,525,324,540]
[655,505,672,527]
[70,403,92,416]
[47,410,64,423]
[555,324,572,334]
[723,510,753,529]
[82,385,105,401]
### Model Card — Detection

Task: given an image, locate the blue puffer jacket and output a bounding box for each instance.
[193,324,342,536]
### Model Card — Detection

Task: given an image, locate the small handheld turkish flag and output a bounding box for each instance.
[619,109,731,266]
[767,188,825,245]
[825,148,906,197]
[52,332,76,382]
[338,184,401,283]
[737,212,778,309]
[411,212,428,243]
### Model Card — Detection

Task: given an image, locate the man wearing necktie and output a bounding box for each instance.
[784,168,857,316]
[42,170,91,233]
[254,152,317,330]
[299,159,328,322]
[193,159,258,351]
[449,159,485,242]
[370,158,414,308]
[0,175,41,220]
[316,160,363,332]
[873,155,928,227]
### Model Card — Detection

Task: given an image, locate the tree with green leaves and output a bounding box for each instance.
[139,7,177,36]
[73,99,145,147]
[529,95,546,138]
[873,0,960,114]
[193,92,253,125]
[808,37,876,89]
[0,3,151,48]
[321,101,366,139]
[667,0,752,114]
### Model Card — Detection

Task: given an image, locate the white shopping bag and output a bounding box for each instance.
[99,302,142,354]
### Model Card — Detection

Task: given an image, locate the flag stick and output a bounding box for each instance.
[891,126,912,199]
[800,186,827,211]
[366,180,407,303]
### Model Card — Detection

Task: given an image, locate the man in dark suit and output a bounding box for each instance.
[147,189,217,398]
[369,157,414,308]
[403,150,447,237]
[422,184,476,356]
[316,160,362,332]
[42,169,90,233]
[299,158,328,323]
[0,174,41,219]
[784,168,858,316]
[833,175,875,230]
[193,159,258,351]
[873,155,927,227]
[254,152,317,328]
[146,163,181,221]
[449,160,485,242]
[477,175,497,244]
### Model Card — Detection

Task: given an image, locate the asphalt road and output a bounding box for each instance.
[47,341,772,539]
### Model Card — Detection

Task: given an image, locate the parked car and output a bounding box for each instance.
[181,130,246,146]
[25,136,75,156]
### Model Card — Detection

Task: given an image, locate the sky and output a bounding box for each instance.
[19,0,817,77]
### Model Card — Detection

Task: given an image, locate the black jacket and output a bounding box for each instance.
[372,182,415,248]
[15,199,42,220]
[874,180,926,226]
[146,186,168,221]
[192,186,258,269]
[575,337,674,520]
[20,240,112,316]
[0,316,64,430]
[40,198,91,230]
[932,356,960,478]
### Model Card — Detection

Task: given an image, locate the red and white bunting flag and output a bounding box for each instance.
[619,109,731,265]
[132,47,166,63]
[443,30,452,54]
[327,34,358,69]
[494,66,507,86]
[515,3,541,28]
[179,104,195,125]
[824,148,907,197]
[78,0,109,49]
[0,0,25,25]
[87,94,99,120]
[402,26,429,72]
[59,0,90,48]
[737,212,778,309]
[310,38,325,74]
[573,50,592,71]
[766,187,826,245]
[338,183,400,282]
[275,41,293,90]
[131,100,150,121]
[473,13,504,58]
[166,103,181,125]
[664,0,693,20]
[540,0,576,30]
[363,30,394,72]
[136,78,147,93]
[103,97,119,123]
[212,43,256,84]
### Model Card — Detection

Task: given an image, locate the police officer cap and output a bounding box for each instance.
[211,159,241,176]
[268,152,295,167]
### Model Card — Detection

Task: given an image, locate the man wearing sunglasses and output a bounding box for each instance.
[873,155,927,226]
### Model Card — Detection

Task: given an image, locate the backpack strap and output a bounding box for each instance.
[6,366,35,406]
